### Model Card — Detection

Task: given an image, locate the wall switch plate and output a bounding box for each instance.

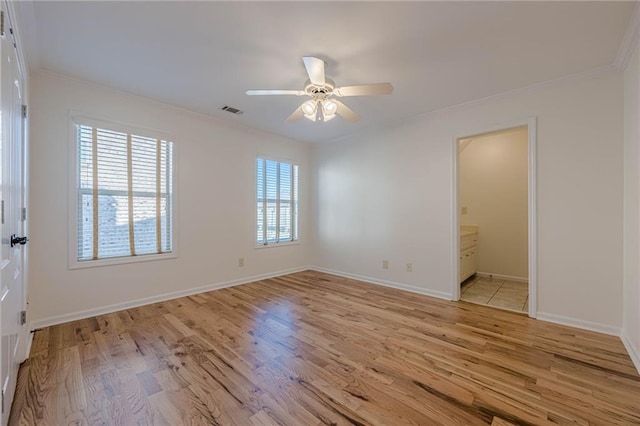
[382,260,389,269]
[406,263,412,272]
[238,258,245,267]
[461,206,468,214]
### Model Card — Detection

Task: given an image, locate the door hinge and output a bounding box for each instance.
[1,11,4,37]
[21,207,26,222]
[21,104,26,119]
[1,388,4,414]
[20,310,26,326]
[1,200,4,225]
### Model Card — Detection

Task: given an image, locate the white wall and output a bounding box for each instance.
[460,127,528,279]
[623,33,640,370]
[313,70,623,332]
[29,71,312,325]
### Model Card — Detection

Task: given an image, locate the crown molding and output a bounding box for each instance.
[614,2,640,71]
[36,69,310,147]
[323,64,616,146]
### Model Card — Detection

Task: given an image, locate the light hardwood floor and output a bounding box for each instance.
[10,271,640,425]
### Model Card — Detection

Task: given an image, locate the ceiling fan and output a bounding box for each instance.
[246,56,393,123]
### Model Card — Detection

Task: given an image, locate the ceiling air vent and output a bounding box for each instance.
[221,105,243,115]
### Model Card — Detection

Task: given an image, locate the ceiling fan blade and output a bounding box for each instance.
[246,90,305,96]
[334,83,394,97]
[302,56,325,86]
[286,106,305,123]
[333,100,360,122]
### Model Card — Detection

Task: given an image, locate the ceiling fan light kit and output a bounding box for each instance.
[301,100,317,119]
[246,56,393,123]
[322,99,337,121]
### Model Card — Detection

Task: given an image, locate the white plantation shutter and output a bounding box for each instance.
[256,158,298,245]
[76,124,173,261]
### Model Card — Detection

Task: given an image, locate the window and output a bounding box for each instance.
[74,122,174,264]
[256,158,298,246]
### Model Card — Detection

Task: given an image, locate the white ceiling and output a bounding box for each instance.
[24,1,633,143]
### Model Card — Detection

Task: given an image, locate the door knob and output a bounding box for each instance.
[10,234,28,247]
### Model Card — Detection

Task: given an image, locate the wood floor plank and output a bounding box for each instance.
[9,271,640,425]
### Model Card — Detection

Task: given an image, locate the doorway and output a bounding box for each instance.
[451,119,537,317]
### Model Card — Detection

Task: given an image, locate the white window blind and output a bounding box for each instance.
[76,124,174,261]
[256,158,298,245]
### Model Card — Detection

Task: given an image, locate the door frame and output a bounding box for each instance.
[450,117,537,318]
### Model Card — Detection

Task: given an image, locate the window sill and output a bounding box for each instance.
[68,252,177,270]
[254,241,300,250]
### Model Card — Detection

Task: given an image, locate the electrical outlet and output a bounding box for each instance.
[406,263,412,272]
[238,258,245,267]
[461,206,468,214]
[382,260,389,269]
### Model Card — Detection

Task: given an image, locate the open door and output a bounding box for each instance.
[0,2,28,423]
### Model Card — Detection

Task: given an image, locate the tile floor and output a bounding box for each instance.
[460,275,528,313]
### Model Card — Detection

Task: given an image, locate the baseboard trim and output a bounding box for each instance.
[536,312,621,336]
[476,272,528,283]
[29,266,310,330]
[28,265,633,372]
[621,332,640,375]
[309,266,452,301]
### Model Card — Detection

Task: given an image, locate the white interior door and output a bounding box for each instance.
[0,2,27,423]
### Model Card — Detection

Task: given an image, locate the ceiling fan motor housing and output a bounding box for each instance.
[304,78,335,100]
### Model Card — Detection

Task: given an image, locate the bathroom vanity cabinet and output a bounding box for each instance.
[460,226,478,283]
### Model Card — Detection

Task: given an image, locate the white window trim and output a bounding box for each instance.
[254,154,300,249]
[67,113,179,269]
[254,240,301,250]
